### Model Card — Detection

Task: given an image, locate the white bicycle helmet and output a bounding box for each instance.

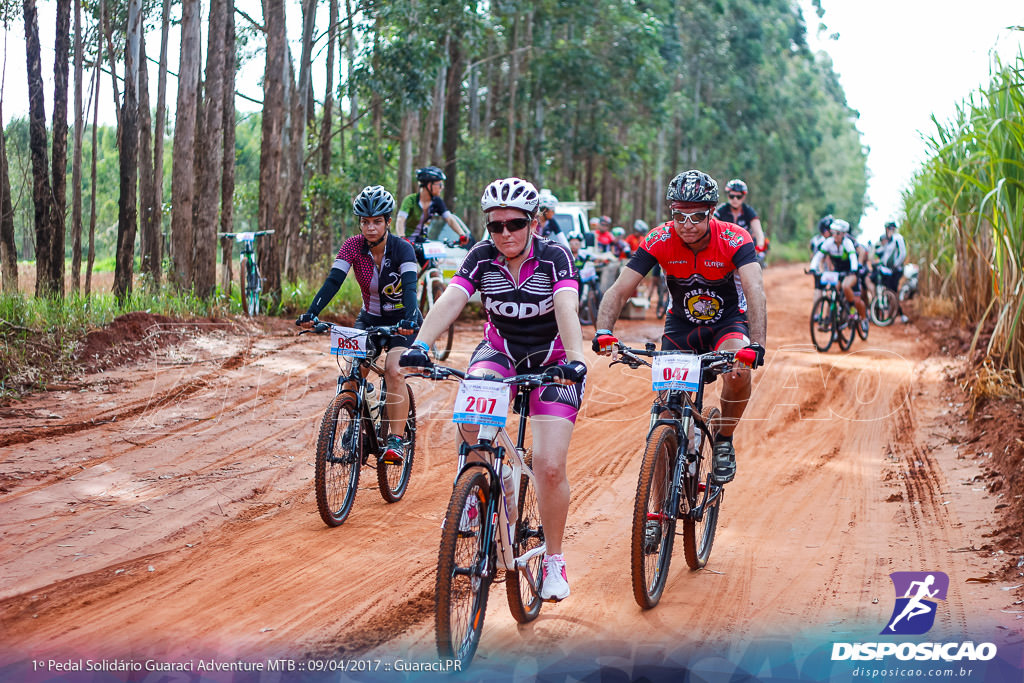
[538,189,559,212]
[830,218,850,233]
[481,177,540,215]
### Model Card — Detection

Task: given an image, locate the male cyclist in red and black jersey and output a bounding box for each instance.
[593,170,767,486]
[297,186,421,464]
[714,179,767,265]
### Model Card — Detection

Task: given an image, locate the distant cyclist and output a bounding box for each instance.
[400,177,585,602]
[536,189,570,250]
[876,221,909,323]
[395,166,470,246]
[810,215,833,305]
[297,186,421,464]
[715,179,767,263]
[809,218,868,336]
[593,169,767,486]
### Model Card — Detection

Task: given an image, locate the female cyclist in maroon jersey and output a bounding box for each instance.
[400,177,585,602]
[297,185,421,463]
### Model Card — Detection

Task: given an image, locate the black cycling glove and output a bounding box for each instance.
[543,360,587,384]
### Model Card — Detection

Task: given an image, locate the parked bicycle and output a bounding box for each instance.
[407,363,552,666]
[218,230,274,316]
[809,270,857,352]
[610,342,758,608]
[300,319,416,526]
[414,238,458,361]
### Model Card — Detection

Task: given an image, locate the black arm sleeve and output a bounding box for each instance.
[401,270,419,320]
[307,268,347,317]
[625,247,658,277]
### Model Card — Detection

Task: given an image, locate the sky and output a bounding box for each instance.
[800,0,1023,242]
[2,1,1023,245]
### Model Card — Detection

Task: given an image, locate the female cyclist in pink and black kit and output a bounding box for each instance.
[400,177,585,603]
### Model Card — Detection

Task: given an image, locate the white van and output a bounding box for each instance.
[553,201,597,248]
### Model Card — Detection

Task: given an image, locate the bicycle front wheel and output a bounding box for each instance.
[810,297,833,352]
[376,383,416,502]
[436,468,493,666]
[837,304,856,351]
[630,424,677,609]
[314,392,361,526]
[506,451,545,623]
[682,408,722,570]
[870,288,898,327]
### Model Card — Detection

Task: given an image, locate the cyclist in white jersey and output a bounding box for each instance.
[809,218,868,336]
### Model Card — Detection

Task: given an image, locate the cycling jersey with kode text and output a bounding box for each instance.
[626,219,757,326]
[450,235,578,366]
[331,233,419,318]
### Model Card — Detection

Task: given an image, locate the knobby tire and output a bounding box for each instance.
[506,451,545,623]
[682,408,722,570]
[436,468,493,666]
[376,383,416,502]
[810,297,833,352]
[630,424,677,609]
[314,392,360,527]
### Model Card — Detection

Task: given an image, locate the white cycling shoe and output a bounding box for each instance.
[540,554,570,602]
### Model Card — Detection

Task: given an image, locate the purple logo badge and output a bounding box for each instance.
[882,572,948,635]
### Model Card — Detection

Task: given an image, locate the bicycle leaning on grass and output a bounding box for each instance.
[300,318,416,526]
[218,230,275,316]
[610,342,759,608]
[405,363,555,666]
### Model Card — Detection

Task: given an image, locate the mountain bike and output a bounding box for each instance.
[300,319,416,527]
[809,270,856,352]
[409,363,554,666]
[611,342,758,608]
[415,238,457,361]
[218,230,274,316]
[868,266,899,327]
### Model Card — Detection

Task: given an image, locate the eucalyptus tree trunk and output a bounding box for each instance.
[312,0,337,262]
[344,0,358,152]
[153,0,171,276]
[442,34,464,206]
[70,0,83,293]
[193,0,228,297]
[113,0,141,301]
[138,31,158,288]
[170,0,201,289]
[284,0,315,280]
[506,13,520,176]
[85,2,102,297]
[23,0,57,296]
[0,98,17,293]
[397,110,417,201]
[220,0,236,241]
[258,0,287,305]
[50,0,71,295]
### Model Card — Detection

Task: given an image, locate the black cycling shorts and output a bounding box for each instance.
[662,314,750,355]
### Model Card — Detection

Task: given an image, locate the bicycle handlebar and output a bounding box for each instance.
[611,342,755,375]
[407,363,555,389]
[297,316,405,337]
[218,230,276,239]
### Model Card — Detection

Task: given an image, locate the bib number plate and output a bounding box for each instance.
[330,326,368,358]
[652,354,702,392]
[422,241,447,259]
[820,271,840,286]
[453,379,510,427]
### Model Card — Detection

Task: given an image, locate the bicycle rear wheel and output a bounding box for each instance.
[630,424,677,609]
[682,409,722,569]
[376,383,416,502]
[870,288,898,327]
[506,451,545,623]
[436,468,493,666]
[837,304,856,351]
[810,297,833,352]
[314,392,361,526]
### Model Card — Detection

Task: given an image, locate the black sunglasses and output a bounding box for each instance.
[728,193,744,199]
[486,218,531,234]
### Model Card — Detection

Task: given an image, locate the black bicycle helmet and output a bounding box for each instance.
[416,166,447,185]
[726,178,748,195]
[818,214,834,235]
[352,185,396,217]
[884,221,898,230]
[666,170,719,205]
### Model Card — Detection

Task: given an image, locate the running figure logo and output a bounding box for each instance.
[882,572,949,635]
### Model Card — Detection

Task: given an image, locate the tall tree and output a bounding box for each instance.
[138,30,158,287]
[22,0,57,296]
[50,0,72,295]
[193,0,228,297]
[258,0,287,305]
[220,0,236,243]
[0,96,17,293]
[113,0,140,300]
[312,0,338,262]
[85,0,103,297]
[70,0,83,293]
[152,0,172,284]
[169,0,201,289]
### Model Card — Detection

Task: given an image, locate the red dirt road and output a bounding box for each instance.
[1,264,1021,675]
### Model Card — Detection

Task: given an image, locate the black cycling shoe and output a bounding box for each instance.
[711,440,736,485]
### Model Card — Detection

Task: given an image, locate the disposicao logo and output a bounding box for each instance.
[882,571,948,635]
[831,571,998,662]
